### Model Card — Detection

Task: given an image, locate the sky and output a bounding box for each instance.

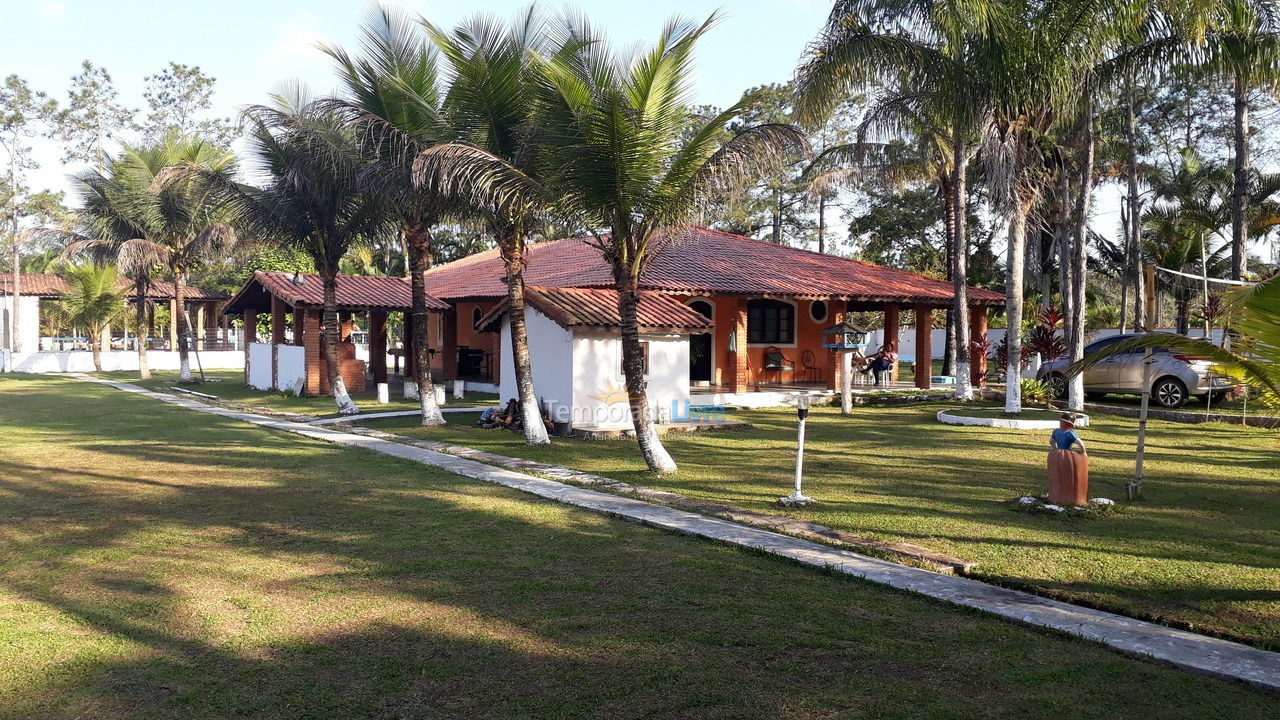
[2,0,833,200]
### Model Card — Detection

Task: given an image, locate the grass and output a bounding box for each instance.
[90,370,497,417]
[1,375,1277,718]
[369,403,1280,648]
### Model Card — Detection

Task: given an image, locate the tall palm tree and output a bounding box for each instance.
[794,0,999,402]
[535,15,806,471]
[64,137,237,383]
[414,7,554,445]
[190,92,390,415]
[1203,0,1280,280]
[322,4,450,426]
[53,263,127,372]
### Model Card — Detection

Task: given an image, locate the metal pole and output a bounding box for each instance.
[793,413,807,496]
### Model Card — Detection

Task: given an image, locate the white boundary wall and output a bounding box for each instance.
[2,349,244,374]
[884,326,1221,363]
[248,343,274,390]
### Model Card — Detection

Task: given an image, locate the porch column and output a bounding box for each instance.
[827,299,849,390]
[293,306,305,346]
[884,304,900,382]
[242,309,257,384]
[339,311,354,341]
[727,298,748,394]
[195,304,206,351]
[369,309,388,384]
[970,305,989,387]
[403,312,416,378]
[913,304,932,389]
[168,298,178,350]
[442,309,458,381]
[270,296,287,344]
[302,308,322,396]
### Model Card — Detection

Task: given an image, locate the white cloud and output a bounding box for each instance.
[40,2,66,17]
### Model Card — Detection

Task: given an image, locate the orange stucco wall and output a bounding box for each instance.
[433,300,501,383]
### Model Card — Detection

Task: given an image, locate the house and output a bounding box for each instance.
[423,226,1004,408]
[475,286,713,430]
[1,273,230,373]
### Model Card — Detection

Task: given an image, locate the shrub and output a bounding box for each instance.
[1020,377,1054,406]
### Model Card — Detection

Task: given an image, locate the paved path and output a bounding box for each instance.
[72,374,1280,692]
[309,407,487,425]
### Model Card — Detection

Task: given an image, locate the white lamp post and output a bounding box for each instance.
[780,392,814,507]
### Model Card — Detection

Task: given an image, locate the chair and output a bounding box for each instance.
[763,346,794,386]
[800,349,822,383]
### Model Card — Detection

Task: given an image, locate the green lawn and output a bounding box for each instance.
[369,403,1280,648]
[2,375,1276,718]
[91,370,496,417]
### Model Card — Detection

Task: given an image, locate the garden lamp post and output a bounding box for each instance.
[780,392,814,507]
[821,320,870,414]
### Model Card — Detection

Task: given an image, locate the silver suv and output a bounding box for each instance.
[1037,334,1237,408]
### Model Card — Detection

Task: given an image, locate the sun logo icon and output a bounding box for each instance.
[590,382,629,406]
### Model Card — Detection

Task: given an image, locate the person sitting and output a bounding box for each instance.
[860,341,898,386]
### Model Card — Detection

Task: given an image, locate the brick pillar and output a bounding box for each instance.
[826,299,848,390]
[303,308,322,395]
[727,298,748,393]
[339,311,354,341]
[404,312,416,378]
[242,309,257,384]
[970,305,989,387]
[442,309,458,381]
[293,306,305,346]
[884,304,900,382]
[914,304,932,389]
[369,309,388,384]
[271,296,287,344]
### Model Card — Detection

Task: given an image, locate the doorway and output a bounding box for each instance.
[688,299,714,384]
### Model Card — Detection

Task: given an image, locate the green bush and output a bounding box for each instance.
[1020,377,1054,406]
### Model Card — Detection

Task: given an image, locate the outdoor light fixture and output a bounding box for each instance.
[780,392,814,507]
[820,320,870,350]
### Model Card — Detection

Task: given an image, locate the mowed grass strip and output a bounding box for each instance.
[0,374,1275,719]
[370,403,1280,648]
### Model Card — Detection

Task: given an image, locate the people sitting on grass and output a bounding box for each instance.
[479,399,555,433]
[860,341,898,386]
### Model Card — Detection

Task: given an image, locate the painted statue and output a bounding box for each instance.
[1047,413,1089,505]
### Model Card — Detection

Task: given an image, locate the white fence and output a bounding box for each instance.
[886,326,1221,363]
[2,349,245,374]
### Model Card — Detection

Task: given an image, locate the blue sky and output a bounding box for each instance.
[4,0,832,197]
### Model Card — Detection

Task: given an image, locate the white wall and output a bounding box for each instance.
[276,344,306,394]
[497,307,574,415]
[4,349,244,374]
[571,327,689,429]
[1,296,40,354]
[888,325,1224,364]
[248,343,274,390]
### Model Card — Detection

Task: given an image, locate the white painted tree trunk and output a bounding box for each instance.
[332,375,360,416]
[403,380,419,400]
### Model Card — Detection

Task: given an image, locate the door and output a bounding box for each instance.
[1081,335,1130,390]
[687,300,714,384]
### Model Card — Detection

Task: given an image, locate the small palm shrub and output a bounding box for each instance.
[1020,377,1054,407]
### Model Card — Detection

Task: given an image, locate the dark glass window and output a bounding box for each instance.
[748,299,794,344]
[809,300,828,323]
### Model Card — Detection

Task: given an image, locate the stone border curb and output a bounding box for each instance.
[937,407,1090,429]
[67,373,1280,693]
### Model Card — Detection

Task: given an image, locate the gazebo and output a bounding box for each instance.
[222,271,449,397]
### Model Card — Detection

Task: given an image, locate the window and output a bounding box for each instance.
[471,306,483,330]
[809,300,828,323]
[748,299,794,345]
[688,299,714,319]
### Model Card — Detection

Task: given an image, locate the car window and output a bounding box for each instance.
[1084,335,1129,354]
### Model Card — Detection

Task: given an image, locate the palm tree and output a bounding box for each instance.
[413,7,554,445]
[1203,0,1280,280]
[321,5,449,426]
[535,15,806,471]
[53,263,127,372]
[794,0,999,402]
[62,138,237,382]
[190,92,391,415]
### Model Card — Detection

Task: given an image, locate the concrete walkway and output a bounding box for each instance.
[71,373,1280,692]
[309,407,487,425]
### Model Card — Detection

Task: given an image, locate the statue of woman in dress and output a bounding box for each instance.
[1047,413,1089,505]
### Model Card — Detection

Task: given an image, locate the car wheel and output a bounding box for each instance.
[1044,372,1067,400]
[1153,377,1188,409]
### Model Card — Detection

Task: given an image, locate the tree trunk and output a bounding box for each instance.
[9,218,19,353]
[174,271,193,383]
[1055,169,1073,346]
[1231,72,1249,281]
[616,274,677,473]
[817,195,826,254]
[771,188,782,244]
[1126,75,1146,331]
[1004,198,1033,414]
[321,271,359,416]
[136,280,150,380]
[499,226,549,445]
[90,326,103,372]
[951,131,972,400]
[406,221,444,427]
[1068,105,1095,412]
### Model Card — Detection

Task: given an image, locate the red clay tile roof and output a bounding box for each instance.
[477,286,715,332]
[425,226,1005,306]
[0,273,226,300]
[223,271,449,315]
